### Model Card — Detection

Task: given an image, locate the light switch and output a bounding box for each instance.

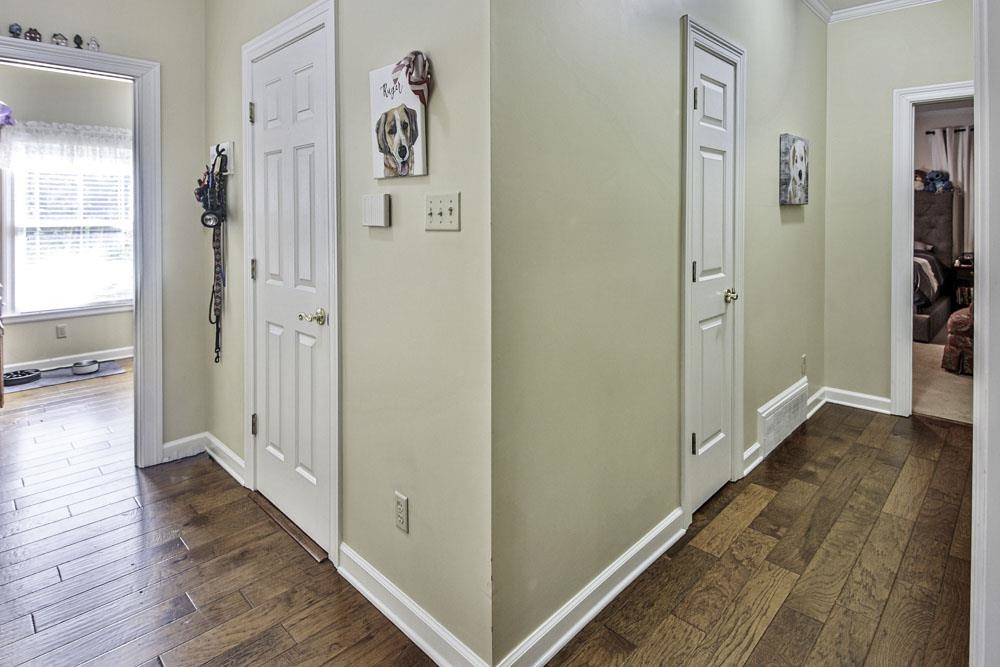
[363,193,391,227]
[425,192,460,231]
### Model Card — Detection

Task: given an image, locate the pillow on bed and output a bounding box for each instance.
[914,241,935,252]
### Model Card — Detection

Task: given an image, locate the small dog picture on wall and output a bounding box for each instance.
[779,133,809,205]
[370,61,427,178]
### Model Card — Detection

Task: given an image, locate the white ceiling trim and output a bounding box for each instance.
[801,0,833,22]
[802,0,945,23]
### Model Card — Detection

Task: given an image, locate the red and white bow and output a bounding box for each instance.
[393,51,432,107]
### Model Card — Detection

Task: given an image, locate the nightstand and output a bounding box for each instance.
[955,265,974,307]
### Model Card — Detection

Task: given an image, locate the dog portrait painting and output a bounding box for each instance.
[370,62,427,178]
[779,133,809,205]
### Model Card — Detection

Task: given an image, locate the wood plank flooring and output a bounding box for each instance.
[1,372,972,666]
[551,404,971,666]
[0,367,432,666]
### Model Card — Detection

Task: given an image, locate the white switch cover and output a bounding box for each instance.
[425,192,460,231]
[209,142,234,175]
[362,193,391,227]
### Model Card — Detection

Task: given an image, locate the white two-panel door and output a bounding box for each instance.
[685,21,743,512]
[251,26,333,550]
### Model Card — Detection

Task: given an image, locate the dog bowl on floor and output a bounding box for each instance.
[4,369,41,386]
[71,360,101,375]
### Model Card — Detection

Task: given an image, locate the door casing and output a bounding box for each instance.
[0,38,163,468]
[681,16,747,519]
[241,0,340,564]
[889,81,974,417]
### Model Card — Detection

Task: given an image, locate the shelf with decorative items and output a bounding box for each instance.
[7,22,99,50]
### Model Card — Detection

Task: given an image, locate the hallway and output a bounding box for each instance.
[551,404,971,666]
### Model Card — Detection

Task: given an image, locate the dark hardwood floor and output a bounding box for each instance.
[1,371,972,666]
[0,367,432,666]
[550,403,972,666]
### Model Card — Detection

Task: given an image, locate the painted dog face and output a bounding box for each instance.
[375,104,419,176]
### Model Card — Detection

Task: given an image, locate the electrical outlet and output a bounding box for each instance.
[801,354,807,375]
[55,324,68,339]
[425,192,460,231]
[394,491,409,533]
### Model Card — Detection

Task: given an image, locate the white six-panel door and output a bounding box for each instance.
[684,20,744,512]
[251,25,333,550]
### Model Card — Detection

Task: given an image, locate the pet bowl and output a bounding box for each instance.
[4,369,41,386]
[71,360,101,375]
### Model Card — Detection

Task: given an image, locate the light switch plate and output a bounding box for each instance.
[363,193,391,227]
[425,192,460,231]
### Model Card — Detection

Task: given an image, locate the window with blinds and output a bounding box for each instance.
[7,166,134,315]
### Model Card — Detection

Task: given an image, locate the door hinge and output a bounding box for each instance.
[248,101,256,125]
[251,413,258,436]
[693,87,699,110]
[691,433,697,455]
[692,261,697,283]
[250,258,257,281]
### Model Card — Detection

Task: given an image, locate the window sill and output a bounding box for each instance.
[2,303,134,324]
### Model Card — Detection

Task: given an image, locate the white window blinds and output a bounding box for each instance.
[0,121,133,315]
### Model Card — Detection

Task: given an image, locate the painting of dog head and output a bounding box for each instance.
[779,133,809,205]
[370,61,427,178]
[376,104,419,177]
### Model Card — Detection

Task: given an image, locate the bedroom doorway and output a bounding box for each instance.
[911,98,974,424]
[890,81,974,422]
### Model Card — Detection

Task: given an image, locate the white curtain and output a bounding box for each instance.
[927,126,975,254]
[0,121,132,174]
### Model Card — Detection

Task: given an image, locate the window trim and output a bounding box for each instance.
[2,301,134,324]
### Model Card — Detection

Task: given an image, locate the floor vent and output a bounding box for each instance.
[758,377,809,457]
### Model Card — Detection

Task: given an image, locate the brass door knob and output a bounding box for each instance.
[724,289,739,304]
[297,308,328,325]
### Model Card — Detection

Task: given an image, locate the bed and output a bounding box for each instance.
[913,191,960,343]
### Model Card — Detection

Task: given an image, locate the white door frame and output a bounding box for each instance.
[889,80,974,417]
[241,0,340,563]
[0,36,163,467]
[681,17,747,517]
[971,0,996,662]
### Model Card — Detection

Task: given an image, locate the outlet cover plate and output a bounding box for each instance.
[394,491,409,533]
[425,192,460,231]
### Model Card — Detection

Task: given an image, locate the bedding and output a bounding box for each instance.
[913,250,946,310]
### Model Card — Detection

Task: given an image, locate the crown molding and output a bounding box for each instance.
[803,0,944,23]
[801,0,833,22]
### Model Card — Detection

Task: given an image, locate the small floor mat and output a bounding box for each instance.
[4,361,126,394]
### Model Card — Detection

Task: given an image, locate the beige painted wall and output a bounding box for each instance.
[491,0,828,658]
[0,63,134,366]
[0,1,210,440]
[825,0,973,398]
[204,0,493,658]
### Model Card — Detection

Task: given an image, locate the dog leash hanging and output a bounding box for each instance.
[194,148,228,363]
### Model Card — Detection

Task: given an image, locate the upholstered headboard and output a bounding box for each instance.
[914,191,960,266]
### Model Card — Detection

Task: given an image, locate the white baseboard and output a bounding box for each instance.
[337,544,489,667]
[810,386,892,415]
[497,507,686,667]
[4,346,134,373]
[743,442,763,476]
[161,432,247,489]
[807,386,828,418]
[758,377,809,458]
[204,434,248,486]
[161,432,212,463]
